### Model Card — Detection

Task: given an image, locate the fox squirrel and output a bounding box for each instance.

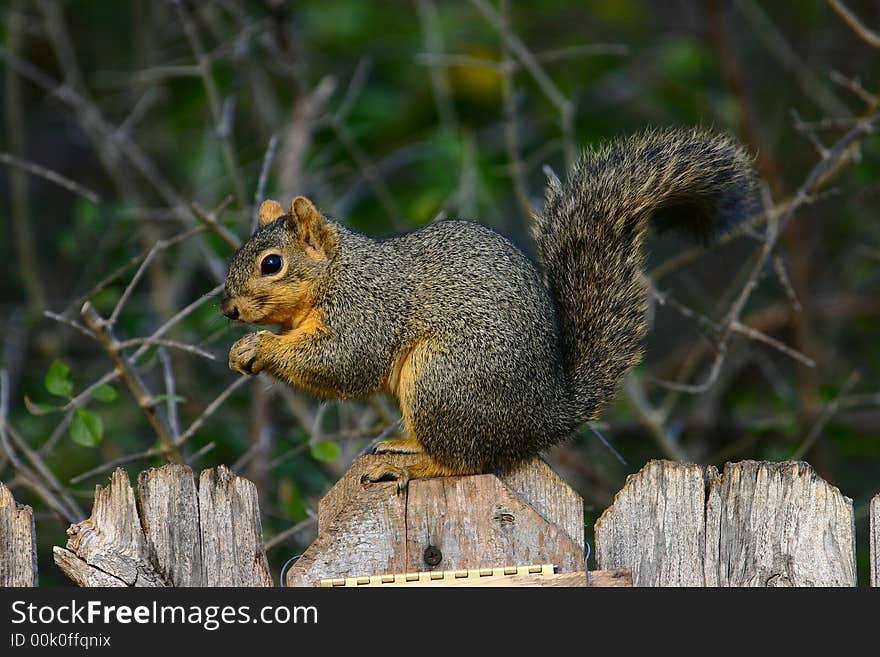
[221,128,757,490]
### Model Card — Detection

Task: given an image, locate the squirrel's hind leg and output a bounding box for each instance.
[360,457,478,495]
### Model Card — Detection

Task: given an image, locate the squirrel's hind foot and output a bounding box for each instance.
[360,462,412,495]
[360,458,480,495]
[371,438,423,454]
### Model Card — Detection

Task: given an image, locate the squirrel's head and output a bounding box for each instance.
[221,196,338,328]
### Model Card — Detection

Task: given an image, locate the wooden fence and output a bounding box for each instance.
[1,457,877,587]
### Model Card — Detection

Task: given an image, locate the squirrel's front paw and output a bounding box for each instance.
[229,332,268,375]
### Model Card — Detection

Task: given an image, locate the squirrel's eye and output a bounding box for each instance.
[260,254,283,275]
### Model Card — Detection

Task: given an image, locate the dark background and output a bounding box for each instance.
[1,0,878,584]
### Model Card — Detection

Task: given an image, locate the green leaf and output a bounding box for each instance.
[45,360,73,398]
[310,440,340,463]
[70,408,103,447]
[92,384,118,402]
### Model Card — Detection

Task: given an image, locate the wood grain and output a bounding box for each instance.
[869,494,878,587]
[595,460,714,587]
[404,472,583,573]
[289,454,585,586]
[707,461,855,586]
[55,468,165,586]
[287,479,409,586]
[596,459,857,587]
[199,465,272,586]
[54,464,272,587]
[317,454,420,531]
[0,480,37,586]
[501,457,584,549]
[137,464,201,586]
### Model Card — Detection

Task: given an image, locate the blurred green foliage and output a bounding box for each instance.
[1,0,878,585]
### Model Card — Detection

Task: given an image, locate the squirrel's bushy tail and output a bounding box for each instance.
[533,127,758,423]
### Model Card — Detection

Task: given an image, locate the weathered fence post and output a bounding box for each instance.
[871,494,879,587]
[53,464,272,586]
[287,454,630,586]
[596,460,857,586]
[0,480,37,586]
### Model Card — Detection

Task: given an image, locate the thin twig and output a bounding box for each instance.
[116,337,216,361]
[43,311,94,339]
[191,196,240,249]
[173,0,246,207]
[251,134,279,232]
[61,224,207,315]
[186,441,216,466]
[80,301,182,462]
[175,376,250,446]
[624,375,688,462]
[0,151,100,203]
[498,0,535,219]
[652,108,880,393]
[158,347,180,439]
[71,375,250,484]
[108,242,160,327]
[415,0,458,134]
[264,516,317,551]
[791,371,860,460]
[0,370,82,522]
[469,0,576,165]
[827,0,880,49]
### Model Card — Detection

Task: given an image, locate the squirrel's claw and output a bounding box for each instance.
[360,463,411,495]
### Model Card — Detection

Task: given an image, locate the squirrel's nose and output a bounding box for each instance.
[221,298,239,320]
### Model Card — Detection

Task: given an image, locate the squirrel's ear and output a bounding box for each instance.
[287,196,337,258]
[257,199,284,227]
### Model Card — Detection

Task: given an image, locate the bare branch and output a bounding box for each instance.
[175,376,250,446]
[827,0,880,49]
[469,0,576,165]
[191,196,240,249]
[791,371,860,460]
[173,0,246,207]
[624,375,689,462]
[653,107,880,393]
[0,151,100,203]
[499,0,535,219]
[116,337,216,361]
[80,301,182,462]
[264,516,317,551]
[251,134,280,232]
[158,348,180,439]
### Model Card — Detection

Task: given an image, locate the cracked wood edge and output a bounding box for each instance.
[596,459,857,587]
[709,461,855,586]
[0,480,38,586]
[56,468,166,586]
[137,463,201,586]
[54,464,271,587]
[595,460,714,586]
[199,465,272,586]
